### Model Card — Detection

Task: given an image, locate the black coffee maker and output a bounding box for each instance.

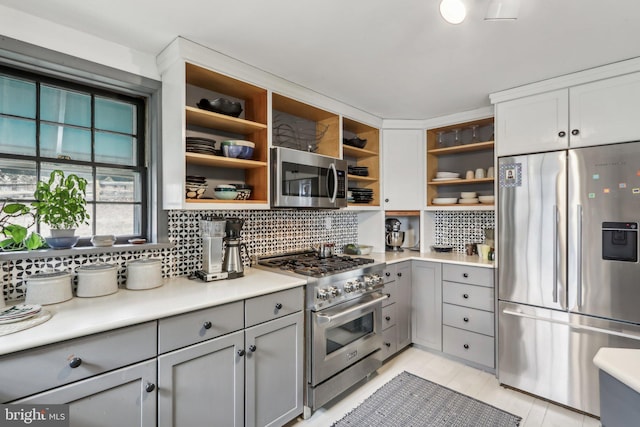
[223,218,246,279]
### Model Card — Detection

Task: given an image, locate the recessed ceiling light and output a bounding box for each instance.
[440,0,466,24]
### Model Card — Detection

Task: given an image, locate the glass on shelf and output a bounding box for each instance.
[452,129,462,146]
[437,131,446,148]
[470,125,480,144]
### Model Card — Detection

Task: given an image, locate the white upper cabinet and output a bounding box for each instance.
[495,71,640,156]
[569,72,640,148]
[382,129,424,210]
[495,89,569,156]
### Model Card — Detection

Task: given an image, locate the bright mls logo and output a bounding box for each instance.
[0,405,69,426]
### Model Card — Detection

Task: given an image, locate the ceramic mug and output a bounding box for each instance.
[475,168,485,179]
[487,166,495,178]
[465,170,475,180]
[465,243,477,256]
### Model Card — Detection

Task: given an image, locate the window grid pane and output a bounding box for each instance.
[0,67,146,243]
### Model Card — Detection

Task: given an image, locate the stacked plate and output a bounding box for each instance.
[433,171,461,182]
[186,137,220,156]
[0,304,42,324]
[432,197,458,205]
[186,175,208,199]
[459,191,479,204]
[348,166,369,176]
[349,187,374,203]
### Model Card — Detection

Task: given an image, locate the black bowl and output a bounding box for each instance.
[343,137,367,149]
[197,97,243,117]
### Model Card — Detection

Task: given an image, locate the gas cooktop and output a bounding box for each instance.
[257,251,375,278]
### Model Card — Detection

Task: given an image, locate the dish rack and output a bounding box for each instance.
[273,113,329,153]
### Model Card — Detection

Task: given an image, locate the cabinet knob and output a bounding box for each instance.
[237,349,246,357]
[385,198,389,203]
[145,383,155,393]
[463,344,470,349]
[463,293,469,299]
[203,321,212,330]
[463,317,469,322]
[275,303,283,310]
[69,357,82,369]
[463,273,469,278]
[397,272,402,277]
[249,345,257,353]
[385,342,391,348]
[558,131,566,137]
[385,272,391,277]
[385,316,391,321]
[571,129,580,136]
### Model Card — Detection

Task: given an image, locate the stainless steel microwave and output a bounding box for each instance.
[271,147,347,209]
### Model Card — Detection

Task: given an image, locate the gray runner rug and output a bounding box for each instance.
[331,371,522,426]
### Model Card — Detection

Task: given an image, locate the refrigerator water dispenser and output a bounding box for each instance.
[602,222,638,262]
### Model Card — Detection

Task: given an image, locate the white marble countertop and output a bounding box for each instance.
[594,347,640,394]
[0,251,491,357]
[0,267,305,356]
[374,251,495,268]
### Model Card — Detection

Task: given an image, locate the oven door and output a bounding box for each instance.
[310,292,387,386]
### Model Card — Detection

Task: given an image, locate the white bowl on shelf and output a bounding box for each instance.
[432,197,458,205]
[479,195,495,204]
[460,192,477,199]
[458,198,479,204]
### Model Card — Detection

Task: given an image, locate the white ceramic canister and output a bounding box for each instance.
[76,263,118,297]
[126,258,163,290]
[25,271,73,305]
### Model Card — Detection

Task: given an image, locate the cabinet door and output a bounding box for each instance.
[16,360,156,427]
[495,89,569,156]
[158,331,244,427]
[382,129,424,210]
[569,72,640,148]
[411,261,442,351]
[245,311,304,427]
[395,261,412,350]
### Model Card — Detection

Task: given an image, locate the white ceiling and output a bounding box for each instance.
[2,0,640,120]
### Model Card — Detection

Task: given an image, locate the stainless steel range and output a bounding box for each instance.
[256,250,387,418]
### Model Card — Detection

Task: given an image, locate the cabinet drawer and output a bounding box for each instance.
[442,282,494,312]
[443,325,495,368]
[442,303,494,337]
[0,321,156,402]
[382,303,397,329]
[158,301,244,353]
[245,287,303,328]
[381,324,398,360]
[442,264,494,288]
[382,282,397,307]
[382,264,397,284]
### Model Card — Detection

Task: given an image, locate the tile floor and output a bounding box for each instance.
[287,346,601,427]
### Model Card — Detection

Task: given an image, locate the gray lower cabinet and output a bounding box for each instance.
[411,260,442,351]
[245,311,304,427]
[15,359,157,427]
[158,331,245,427]
[380,261,411,360]
[395,261,412,350]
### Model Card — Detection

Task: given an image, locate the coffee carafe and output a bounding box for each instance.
[385,218,405,252]
[223,217,247,279]
[195,215,228,282]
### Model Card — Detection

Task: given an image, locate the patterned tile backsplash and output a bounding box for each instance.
[1,209,494,301]
[432,210,496,253]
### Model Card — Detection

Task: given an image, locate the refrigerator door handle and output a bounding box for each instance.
[576,204,583,308]
[553,205,559,303]
[502,309,640,341]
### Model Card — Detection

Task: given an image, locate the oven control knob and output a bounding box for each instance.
[344,280,357,292]
[363,276,375,288]
[371,274,383,285]
[327,286,340,297]
[317,288,329,300]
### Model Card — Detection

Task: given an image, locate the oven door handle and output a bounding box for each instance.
[315,294,388,325]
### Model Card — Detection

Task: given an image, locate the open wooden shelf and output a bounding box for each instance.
[348,174,377,183]
[385,210,420,217]
[428,141,494,156]
[343,145,378,158]
[186,198,268,205]
[185,152,267,169]
[428,178,494,186]
[185,107,267,134]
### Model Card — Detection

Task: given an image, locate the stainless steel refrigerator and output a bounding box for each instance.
[498,141,640,416]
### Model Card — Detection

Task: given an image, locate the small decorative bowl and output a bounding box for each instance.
[221,140,254,159]
[343,137,368,149]
[214,185,238,200]
[91,235,116,247]
[196,97,243,117]
[45,236,80,249]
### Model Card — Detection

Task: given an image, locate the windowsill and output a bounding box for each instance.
[0,242,175,261]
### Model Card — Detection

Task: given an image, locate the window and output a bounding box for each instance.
[0,66,147,242]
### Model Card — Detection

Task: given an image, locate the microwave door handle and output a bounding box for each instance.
[316,294,388,325]
[328,163,338,203]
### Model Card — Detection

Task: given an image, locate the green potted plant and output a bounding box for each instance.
[33,170,90,249]
[0,200,45,251]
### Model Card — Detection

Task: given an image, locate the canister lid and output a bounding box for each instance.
[77,263,116,272]
[27,271,71,281]
[129,258,161,265]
